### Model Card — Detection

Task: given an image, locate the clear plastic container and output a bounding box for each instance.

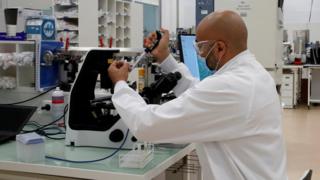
[119,143,154,169]
[16,133,45,163]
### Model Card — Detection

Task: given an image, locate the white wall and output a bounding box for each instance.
[161,0,196,33]
[283,0,320,42]
[178,0,195,29]
[131,2,144,48]
[161,0,177,33]
[284,23,320,42]
[284,0,320,23]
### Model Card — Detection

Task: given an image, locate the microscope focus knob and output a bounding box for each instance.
[109,129,124,143]
[43,50,54,66]
[131,136,138,142]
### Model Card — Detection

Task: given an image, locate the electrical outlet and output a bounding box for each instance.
[37,100,52,115]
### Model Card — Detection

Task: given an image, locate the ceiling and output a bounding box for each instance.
[284,0,320,23]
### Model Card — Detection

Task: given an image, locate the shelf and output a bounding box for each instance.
[56,15,78,19]
[57,29,79,31]
[0,41,35,45]
[0,43,36,89]
[54,0,79,46]
[54,3,78,6]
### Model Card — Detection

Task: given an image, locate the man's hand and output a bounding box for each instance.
[108,61,130,84]
[144,28,170,64]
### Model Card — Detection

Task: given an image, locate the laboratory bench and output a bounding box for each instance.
[0,87,200,180]
[0,139,196,180]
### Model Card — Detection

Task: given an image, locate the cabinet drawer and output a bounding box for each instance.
[282,82,293,90]
[281,89,293,97]
[282,97,293,108]
[282,74,294,83]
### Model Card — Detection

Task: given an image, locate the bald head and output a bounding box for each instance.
[197,10,248,53]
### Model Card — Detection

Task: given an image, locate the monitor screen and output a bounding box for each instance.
[179,34,213,80]
[0,105,36,143]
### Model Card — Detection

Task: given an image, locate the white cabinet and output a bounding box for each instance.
[53,0,79,46]
[0,41,36,90]
[281,73,294,108]
[70,0,143,48]
[282,66,303,108]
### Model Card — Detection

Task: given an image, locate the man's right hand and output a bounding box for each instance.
[145,28,170,64]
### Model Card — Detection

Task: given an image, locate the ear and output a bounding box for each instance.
[217,41,227,53]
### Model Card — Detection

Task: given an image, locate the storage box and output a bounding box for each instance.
[16,132,45,163]
[26,17,56,40]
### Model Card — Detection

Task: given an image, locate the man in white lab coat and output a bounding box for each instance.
[108,10,287,180]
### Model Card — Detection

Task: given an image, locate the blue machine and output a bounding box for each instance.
[26,17,56,41]
[36,41,64,91]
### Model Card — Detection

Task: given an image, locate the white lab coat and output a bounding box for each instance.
[112,50,287,180]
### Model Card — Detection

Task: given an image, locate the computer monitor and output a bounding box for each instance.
[178,34,213,80]
[0,105,37,144]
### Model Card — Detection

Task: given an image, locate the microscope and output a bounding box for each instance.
[65,48,181,149]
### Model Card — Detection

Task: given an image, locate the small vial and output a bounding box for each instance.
[51,87,65,125]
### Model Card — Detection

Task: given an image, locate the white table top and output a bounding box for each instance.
[0,140,195,180]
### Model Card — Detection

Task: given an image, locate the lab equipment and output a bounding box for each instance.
[141,72,181,104]
[65,48,181,149]
[144,31,162,53]
[37,41,64,91]
[119,143,154,168]
[4,8,18,36]
[293,30,309,55]
[307,42,320,65]
[4,8,42,36]
[16,132,45,163]
[37,40,82,91]
[66,48,143,149]
[131,30,162,69]
[26,16,56,40]
[178,34,213,80]
[0,105,37,144]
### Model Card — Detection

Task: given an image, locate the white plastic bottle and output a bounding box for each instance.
[51,87,65,125]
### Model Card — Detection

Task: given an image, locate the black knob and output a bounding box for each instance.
[109,129,124,143]
[131,136,138,142]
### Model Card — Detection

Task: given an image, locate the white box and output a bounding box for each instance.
[16,133,45,163]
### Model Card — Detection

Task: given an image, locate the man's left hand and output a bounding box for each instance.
[108,61,130,84]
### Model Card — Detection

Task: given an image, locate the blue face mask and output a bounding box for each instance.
[199,41,224,73]
[197,55,215,80]
[198,43,216,70]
